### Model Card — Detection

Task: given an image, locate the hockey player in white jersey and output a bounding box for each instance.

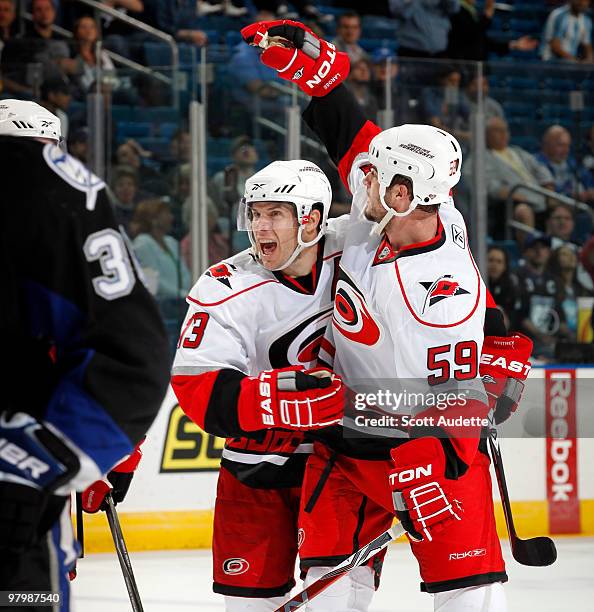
[239,19,524,612]
[171,160,348,611]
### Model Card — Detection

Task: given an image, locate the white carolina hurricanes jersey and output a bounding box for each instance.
[323,171,488,444]
[172,217,347,487]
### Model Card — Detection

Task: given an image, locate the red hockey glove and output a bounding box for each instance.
[241,20,350,96]
[480,334,533,425]
[238,366,344,432]
[389,437,463,542]
[81,438,144,513]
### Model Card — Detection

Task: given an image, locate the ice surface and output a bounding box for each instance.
[71,538,594,611]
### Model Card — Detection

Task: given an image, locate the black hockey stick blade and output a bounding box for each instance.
[511,535,557,567]
[488,433,557,567]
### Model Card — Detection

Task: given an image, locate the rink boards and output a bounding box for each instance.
[78,366,594,552]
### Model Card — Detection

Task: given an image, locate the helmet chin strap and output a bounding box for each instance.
[371,183,418,236]
[271,226,324,272]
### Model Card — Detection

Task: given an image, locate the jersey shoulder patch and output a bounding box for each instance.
[43,143,105,211]
[188,250,278,307]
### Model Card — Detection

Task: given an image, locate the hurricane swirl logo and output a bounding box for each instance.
[223,558,250,575]
[332,278,381,346]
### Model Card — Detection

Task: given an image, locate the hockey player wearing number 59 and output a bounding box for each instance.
[0,100,170,610]
[240,20,514,612]
[171,160,347,610]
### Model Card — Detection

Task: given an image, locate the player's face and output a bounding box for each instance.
[250,202,298,270]
[487,249,506,280]
[363,167,410,222]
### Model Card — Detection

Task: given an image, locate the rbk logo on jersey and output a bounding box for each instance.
[332,272,381,346]
[420,275,469,314]
[206,263,237,288]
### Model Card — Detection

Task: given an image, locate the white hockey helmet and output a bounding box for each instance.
[368,124,462,234]
[0,99,62,142]
[238,160,332,271]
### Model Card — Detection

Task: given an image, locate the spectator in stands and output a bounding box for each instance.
[67,126,88,163]
[541,0,593,63]
[466,116,554,238]
[40,76,72,139]
[447,0,538,60]
[422,65,470,145]
[111,165,143,234]
[346,58,378,122]
[68,16,118,97]
[536,125,594,206]
[546,244,593,339]
[545,202,594,289]
[132,198,191,299]
[546,203,577,246]
[2,0,69,87]
[98,0,145,60]
[370,47,420,124]
[209,135,259,253]
[227,18,285,117]
[515,234,569,359]
[197,0,247,17]
[463,74,504,122]
[180,197,231,267]
[143,0,209,47]
[0,0,16,49]
[116,139,163,186]
[332,11,368,64]
[389,0,460,59]
[169,128,191,165]
[487,245,521,329]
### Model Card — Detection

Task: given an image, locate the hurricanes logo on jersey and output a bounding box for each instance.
[420,275,469,314]
[206,263,237,288]
[332,272,381,346]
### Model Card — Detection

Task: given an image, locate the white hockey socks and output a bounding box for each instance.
[434,582,507,612]
[303,565,375,612]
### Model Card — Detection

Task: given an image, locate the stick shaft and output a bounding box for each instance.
[105,494,144,612]
[274,524,405,612]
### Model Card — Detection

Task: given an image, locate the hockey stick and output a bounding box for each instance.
[274,523,406,612]
[104,493,145,612]
[488,430,557,566]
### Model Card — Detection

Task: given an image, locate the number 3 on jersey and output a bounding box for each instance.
[178,313,210,349]
[427,341,477,386]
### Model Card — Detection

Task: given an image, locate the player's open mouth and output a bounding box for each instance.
[260,241,277,257]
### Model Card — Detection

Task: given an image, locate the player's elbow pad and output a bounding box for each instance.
[171,369,246,437]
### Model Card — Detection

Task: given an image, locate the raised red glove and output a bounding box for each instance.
[81,438,144,513]
[241,20,350,96]
[480,334,533,424]
[238,366,344,432]
[389,437,463,542]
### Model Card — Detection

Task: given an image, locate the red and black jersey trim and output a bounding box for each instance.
[273,238,325,295]
[213,578,297,598]
[421,571,508,594]
[393,215,446,260]
[199,369,251,438]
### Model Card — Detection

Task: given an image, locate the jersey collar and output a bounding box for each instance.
[273,238,325,295]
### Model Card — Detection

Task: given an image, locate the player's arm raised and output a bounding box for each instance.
[240,19,381,192]
[171,302,344,437]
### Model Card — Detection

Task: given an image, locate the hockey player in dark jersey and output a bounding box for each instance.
[171,160,346,610]
[240,21,534,612]
[0,100,170,610]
